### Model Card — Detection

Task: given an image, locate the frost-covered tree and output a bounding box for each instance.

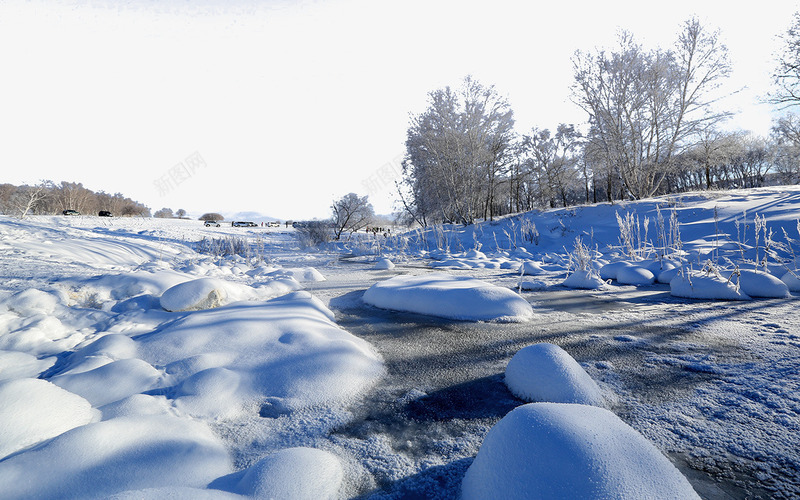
[522,124,582,208]
[772,113,800,183]
[403,76,515,224]
[176,208,187,219]
[153,207,174,218]
[199,212,224,221]
[331,193,374,240]
[572,18,731,200]
[773,12,800,107]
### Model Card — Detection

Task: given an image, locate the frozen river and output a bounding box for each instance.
[311,259,800,499]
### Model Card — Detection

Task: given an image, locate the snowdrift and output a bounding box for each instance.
[461,402,699,499]
[363,273,534,321]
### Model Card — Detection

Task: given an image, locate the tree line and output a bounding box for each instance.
[0,181,150,218]
[398,17,800,226]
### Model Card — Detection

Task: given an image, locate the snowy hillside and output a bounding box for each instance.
[0,186,799,498]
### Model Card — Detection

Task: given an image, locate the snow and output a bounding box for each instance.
[51,358,162,407]
[670,271,751,300]
[617,265,656,285]
[363,273,534,321]
[562,269,606,289]
[599,260,633,280]
[1,187,800,497]
[781,270,800,291]
[159,278,230,311]
[137,292,385,416]
[211,447,344,499]
[0,415,232,500]
[504,343,605,406]
[738,269,791,298]
[461,402,699,500]
[374,257,395,270]
[520,260,545,275]
[0,378,97,460]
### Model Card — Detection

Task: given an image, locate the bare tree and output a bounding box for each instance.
[572,18,731,200]
[522,124,582,208]
[772,113,800,183]
[772,12,800,107]
[176,208,187,219]
[12,181,51,218]
[331,193,374,240]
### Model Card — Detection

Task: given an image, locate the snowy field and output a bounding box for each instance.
[1,186,799,498]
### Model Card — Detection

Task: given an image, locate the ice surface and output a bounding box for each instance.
[461,402,699,499]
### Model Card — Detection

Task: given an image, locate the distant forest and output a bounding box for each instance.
[0,181,150,217]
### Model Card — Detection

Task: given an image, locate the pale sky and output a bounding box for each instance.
[0,0,796,220]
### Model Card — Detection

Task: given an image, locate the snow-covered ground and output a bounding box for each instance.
[1,186,799,498]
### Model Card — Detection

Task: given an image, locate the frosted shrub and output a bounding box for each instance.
[566,236,594,273]
[196,236,246,258]
[521,218,539,246]
[616,211,649,259]
[295,223,334,249]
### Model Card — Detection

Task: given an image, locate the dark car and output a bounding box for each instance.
[62,210,80,216]
[98,211,113,217]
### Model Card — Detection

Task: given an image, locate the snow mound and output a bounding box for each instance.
[519,280,547,291]
[374,258,395,270]
[267,267,326,282]
[598,261,632,280]
[0,350,55,381]
[138,293,385,415]
[520,260,544,275]
[363,273,534,322]
[52,358,162,407]
[504,343,604,406]
[781,270,800,292]
[657,265,682,284]
[160,278,229,312]
[110,487,243,499]
[0,415,231,499]
[0,378,97,460]
[562,270,606,290]
[464,248,487,259]
[461,402,699,500]
[2,288,61,315]
[617,266,655,286]
[738,270,791,298]
[214,447,343,499]
[670,271,751,300]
